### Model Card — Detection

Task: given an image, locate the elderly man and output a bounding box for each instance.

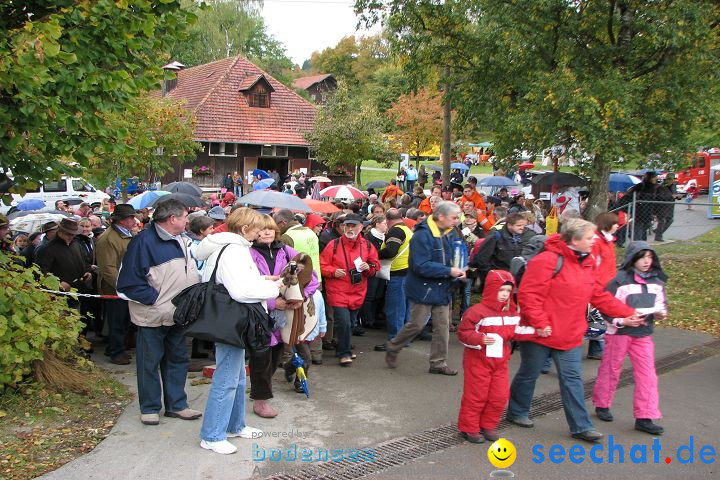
[117,199,201,426]
[385,201,466,375]
[96,204,136,365]
[418,185,442,214]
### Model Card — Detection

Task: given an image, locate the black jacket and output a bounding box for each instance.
[471,225,525,281]
[35,236,90,287]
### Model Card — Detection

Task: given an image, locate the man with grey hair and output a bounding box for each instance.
[385,201,466,375]
[117,199,201,426]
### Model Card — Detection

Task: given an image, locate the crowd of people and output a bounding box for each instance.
[0,174,669,456]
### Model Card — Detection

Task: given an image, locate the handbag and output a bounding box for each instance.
[376,243,410,281]
[172,245,273,351]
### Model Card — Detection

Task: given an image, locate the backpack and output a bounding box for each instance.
[509,234,563,287]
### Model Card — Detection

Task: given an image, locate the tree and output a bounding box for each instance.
[0,0,195,192]
[309,36,361,87]
[170,0,296,83]
[387,87,443,166]
[89,96,202,201]
[305,83,393,184]
[357,0,720,218]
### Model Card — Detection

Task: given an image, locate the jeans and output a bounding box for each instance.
[385,275,410,339]
[509,342,595,434]
[234,185,242,197]
[201,343,248,442]
[136,325,189,414]
[407,180,416,191]
[105,298,130,358]
[333,307,358,359]
[460,280,472,318]
[588,339,605,357]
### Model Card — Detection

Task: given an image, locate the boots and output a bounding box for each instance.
[635,419,664,435]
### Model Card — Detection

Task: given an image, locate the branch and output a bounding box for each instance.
[632,46,673,79]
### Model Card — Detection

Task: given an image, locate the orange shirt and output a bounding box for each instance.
[381,184,404,203]
[418,197,432,214]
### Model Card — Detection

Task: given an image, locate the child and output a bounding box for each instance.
[592,241,668,435]
[457,270,551,443]
[684,183,699,209]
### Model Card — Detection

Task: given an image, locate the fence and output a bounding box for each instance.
[610,192,717,244]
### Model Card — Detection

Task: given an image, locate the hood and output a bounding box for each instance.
[196,232,249,261]
[522,234,547,258]
[422,215,453,238]
[543,233,575,257]
[481,270,517,312]
[621,240,667,281]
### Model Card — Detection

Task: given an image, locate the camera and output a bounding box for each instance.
[349,269,363,285]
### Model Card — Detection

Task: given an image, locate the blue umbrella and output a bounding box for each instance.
[477,176,518,187]
[16,199,46,211]
[128,190,171,209]
[451,162,469,171]
[608,173,641,193]
[252,169,270,179]
[253,178,275,190]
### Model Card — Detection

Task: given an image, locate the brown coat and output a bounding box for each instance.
[95,224,132,295]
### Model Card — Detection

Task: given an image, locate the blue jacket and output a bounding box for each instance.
[117,223,199,327]
[405,215,458,305]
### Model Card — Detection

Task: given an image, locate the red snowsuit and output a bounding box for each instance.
[457,270,538,434]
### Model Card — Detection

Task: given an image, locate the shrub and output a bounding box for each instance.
[0,252,84,390]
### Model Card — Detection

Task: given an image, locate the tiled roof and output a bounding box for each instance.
[293,73,334,90]
[163,56,316,146]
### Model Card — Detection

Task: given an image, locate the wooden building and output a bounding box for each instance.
[292,74,337,104]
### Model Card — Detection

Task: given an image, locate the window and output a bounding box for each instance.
[72,179,95,192]
[275,146,288,157]
[249,93,269,108]
[697,156,706,168]
[44,179,67,192]
[208,142,237,157]
[261,146,288,157]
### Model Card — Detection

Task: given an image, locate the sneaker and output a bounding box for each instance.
[571,430,604,442]
[595,407,613,422]
[635,419,664,435]
[339,356,353,366]
[506,415,534,428]
[164,408,202,420]
[227,426,263,439]
[428,365,458,376]
[460,431,484,444]
[140,413,159,425]
[200,439,237,455]
[481,428,499,442]
[374,344,387,352]
[586,354,603,360]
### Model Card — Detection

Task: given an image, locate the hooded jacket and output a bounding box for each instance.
[591,230,617,288]
[404,215,458,305]
[195,232,279,310]
[518,234,635,350]
[458,270,537,361]
[604,241,668,337]
[320,233,380,309]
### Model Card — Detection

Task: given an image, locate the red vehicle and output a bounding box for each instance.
[676,148,720,194]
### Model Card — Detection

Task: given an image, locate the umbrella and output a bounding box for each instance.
[164,181,203,196]
[128,190,171,209]
[320,185,365,200]
[477,176,518,187]
[16,199,46,211]
[366,180,390,189]
[9,212,70,233]
[252,169,270,179]
[149,192,206,208]
[302,198,340,213]
[530,172,587,187]
[253,178,276,191]
[450,162,469,171]
[62,197,85,206]
[608,173,641,193]
[518,162,535,170]
[426,164,443,171]
[309,176,332,183]
[237,190,311,212]
[8,209,70,221]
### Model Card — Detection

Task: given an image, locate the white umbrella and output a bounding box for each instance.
[10,212,70,233]
[319,185,366,200]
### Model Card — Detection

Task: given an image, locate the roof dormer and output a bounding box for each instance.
[239,74,275,108]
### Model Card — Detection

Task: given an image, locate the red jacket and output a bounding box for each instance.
[591,230,617,288]
[320,235,379,309]
[458,270,537,361]
[518,234,634,350]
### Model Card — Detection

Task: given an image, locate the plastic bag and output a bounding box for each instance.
[545,206,558,235]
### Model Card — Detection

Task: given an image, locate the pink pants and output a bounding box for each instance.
[592,335,661,419]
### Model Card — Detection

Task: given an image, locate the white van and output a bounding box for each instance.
[8,177,109,209]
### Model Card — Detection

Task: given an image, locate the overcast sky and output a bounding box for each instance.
[261,0,378,66]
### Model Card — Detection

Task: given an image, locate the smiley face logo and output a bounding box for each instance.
[487,438,516,469]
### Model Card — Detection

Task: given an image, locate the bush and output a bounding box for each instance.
[0,252,84,390]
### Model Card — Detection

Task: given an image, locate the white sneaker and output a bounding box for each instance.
[200,439,237,455]
[227,426,263,439]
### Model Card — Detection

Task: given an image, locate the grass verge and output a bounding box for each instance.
[0,368,131,480]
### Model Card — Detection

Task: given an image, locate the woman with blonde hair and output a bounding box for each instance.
[195,207,283,455]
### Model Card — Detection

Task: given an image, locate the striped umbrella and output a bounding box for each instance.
[319,185,365,200]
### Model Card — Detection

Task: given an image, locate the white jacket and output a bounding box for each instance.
[196,232,279,309]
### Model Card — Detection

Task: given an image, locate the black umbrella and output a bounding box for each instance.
[366,180,390,189]
[164,181,203,196]
[530,172,587,187]
[149,192,206,208]
[426,165,443,172]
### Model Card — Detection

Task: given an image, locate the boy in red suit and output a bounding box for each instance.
[457,270,551,443]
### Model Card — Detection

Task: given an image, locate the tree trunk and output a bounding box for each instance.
[585,155,612,221]
[441,67,452,188]
[355,163,362,186]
